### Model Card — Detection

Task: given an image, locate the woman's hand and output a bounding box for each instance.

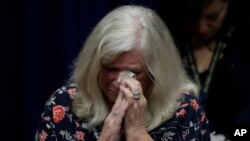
[99,74,153,141]
[119,75,153,141]
[98,88,128,141]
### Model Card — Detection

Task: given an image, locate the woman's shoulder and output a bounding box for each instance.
[53,83,77,97]
[41,83,78,124]
[149,93,210,140]
[175,93,205,121]
[46,83,78,106]
[178,92,199,107]
[35,84,100,140]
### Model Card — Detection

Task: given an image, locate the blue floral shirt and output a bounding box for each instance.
[35,85,210,141]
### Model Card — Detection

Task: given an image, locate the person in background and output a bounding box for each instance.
[157,0,250,140]
[35,5,210,141]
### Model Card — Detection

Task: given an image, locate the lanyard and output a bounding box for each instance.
[186,41,224,93]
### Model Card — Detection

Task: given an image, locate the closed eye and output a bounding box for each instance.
[103,66,119,72]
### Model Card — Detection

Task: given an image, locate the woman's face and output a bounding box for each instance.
[191,0,229,41]
[98,49,152,107]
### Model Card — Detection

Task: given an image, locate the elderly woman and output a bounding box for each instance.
[35,5,210,141]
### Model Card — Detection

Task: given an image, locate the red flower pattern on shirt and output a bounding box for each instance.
[52,105,65,123]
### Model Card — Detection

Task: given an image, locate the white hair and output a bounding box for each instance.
[71,5,198,131]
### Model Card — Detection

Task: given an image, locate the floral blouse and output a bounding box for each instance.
[35,84,210,141]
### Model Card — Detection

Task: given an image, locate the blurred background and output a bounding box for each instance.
[1,0,249,140]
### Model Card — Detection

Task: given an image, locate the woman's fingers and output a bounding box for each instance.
[120,76,142,95]
[111,88,128,119]
[119,81,148,137]
[113,78,148,138]
[119,84,134,108]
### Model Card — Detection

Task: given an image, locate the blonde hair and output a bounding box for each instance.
[71,5,198,131]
